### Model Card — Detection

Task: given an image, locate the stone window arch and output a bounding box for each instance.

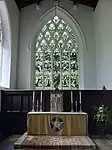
[29,6,86,89]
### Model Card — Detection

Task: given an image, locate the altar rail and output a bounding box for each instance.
[0,89,112,136]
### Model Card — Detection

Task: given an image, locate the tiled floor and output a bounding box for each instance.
[0,135,112,150]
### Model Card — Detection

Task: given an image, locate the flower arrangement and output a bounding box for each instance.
[92,104,109,137]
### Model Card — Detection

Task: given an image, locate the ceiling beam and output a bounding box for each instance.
[15,0,99,10]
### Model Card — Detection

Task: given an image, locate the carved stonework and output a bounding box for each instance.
[50,92,63,112]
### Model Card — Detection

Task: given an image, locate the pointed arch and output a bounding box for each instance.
[29,6,87,89]
[0,0,11,88]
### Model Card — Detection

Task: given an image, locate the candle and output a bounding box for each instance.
[40,91,43,112]
[33,91,35,102]
[71,91,73,103]
[79,91,82,112]
[71,91,73,112]
[79,91,81,103]
[40,91,42,102]
[36,99,38,112]
[75,101,77,112]
[32,91,35,112]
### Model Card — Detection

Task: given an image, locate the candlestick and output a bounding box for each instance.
[36,99,38,111]
[32,91,35,112]
[79,91,82,112]
[75,101,77,112]
[79,91,81,103]
[71,91,74,112]
[40,91,43,112]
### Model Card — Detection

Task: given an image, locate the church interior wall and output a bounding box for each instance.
[17,0,97,89]
[5,0,20,89]
[0,1,11,88]
[94,0,112,89]
[3,0,112,90]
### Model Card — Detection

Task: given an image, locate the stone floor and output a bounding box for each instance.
[0,135,112,150]
[0,135,21,150]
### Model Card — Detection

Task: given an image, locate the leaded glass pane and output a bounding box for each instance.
[62,32,69,41]
[58,40,64,48]
[67,40,73,49]
[62,74,69,87]
[66,26,71,33]
[53,72,60,88]
[35,72,43,87]
[35,16,79,89]
[53,32,59,40]
[45,31,51,41]
[42,25,47,33]
[44,73,51,87]
[38,33,43,41]
[49,40,55,49]
[53,50,60,62]
[57,23,64,31]
[40,39,47,49]
[53,16,60,24]
[49,23,55,32]
[71,71,79,88]
[62,61,69,72]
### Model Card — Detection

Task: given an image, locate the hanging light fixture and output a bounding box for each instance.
[54,0,59,6]
[54,0,59,17]
[36,0,42,10]
[73,1,78,10]
[36,1,40,10]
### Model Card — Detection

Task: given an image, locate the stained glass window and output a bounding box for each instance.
[35,16,79,89]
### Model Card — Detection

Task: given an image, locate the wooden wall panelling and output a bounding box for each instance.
[63,90,71,112]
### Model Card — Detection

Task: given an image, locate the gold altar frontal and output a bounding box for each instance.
[27,112,88,136]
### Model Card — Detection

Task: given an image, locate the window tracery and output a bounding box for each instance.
[35,16,79,89]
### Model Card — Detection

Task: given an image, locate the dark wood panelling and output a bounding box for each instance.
[42,91,50,111]
[1,89,112,136]
[63,90,71,112]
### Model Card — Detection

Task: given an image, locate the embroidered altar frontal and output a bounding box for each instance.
[27,112,88,136]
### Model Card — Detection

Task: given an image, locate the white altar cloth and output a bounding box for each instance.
[28,112,87,115]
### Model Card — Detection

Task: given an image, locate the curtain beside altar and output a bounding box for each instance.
[27,113,88,136]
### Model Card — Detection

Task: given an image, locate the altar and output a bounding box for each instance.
[14,90,96,150]
[27,112,88,136]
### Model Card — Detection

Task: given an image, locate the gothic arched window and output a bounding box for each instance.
[35,16,79,89]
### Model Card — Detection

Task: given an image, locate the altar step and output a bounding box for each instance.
[14,132,96,150]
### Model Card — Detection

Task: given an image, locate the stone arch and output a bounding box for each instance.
[0,0,11,88]
[29,6,87,89]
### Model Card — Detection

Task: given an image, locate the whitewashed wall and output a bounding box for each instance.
[0,1,11,88]
[5,0,19,88]
[17,0,96,89]
[95,0,112,89]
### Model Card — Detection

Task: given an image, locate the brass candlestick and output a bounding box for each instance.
[75,101,77,112]
[32,91,35,112]
[71,91,74,112]
[79,91,82,112]
[40,91,42,112]
[36,99,38,111]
